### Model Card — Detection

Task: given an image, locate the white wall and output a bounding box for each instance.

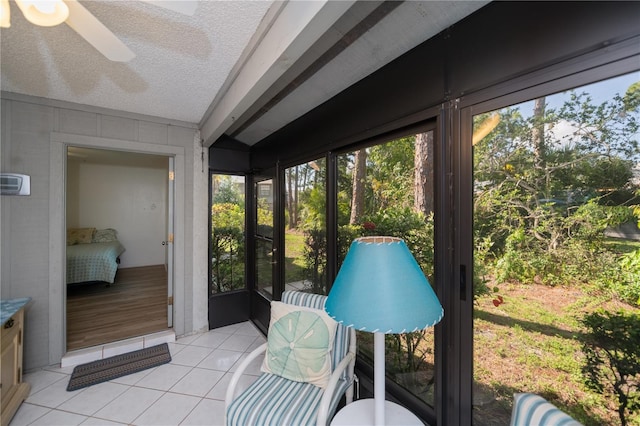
[67,160,168,268]
[66,160,80,227]
[1,93,209,370]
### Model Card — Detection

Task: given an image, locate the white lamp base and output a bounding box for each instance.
[330,399,423,425]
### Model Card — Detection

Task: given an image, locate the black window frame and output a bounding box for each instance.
[210,3,640,423]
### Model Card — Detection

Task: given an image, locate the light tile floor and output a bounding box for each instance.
[11,322,266,426]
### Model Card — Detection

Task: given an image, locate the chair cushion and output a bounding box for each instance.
[261,301,337,388]
[510,393,582,426]
[227,373,350,426]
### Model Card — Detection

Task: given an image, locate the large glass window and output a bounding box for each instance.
[472,73,640,425]
[256,178,275,297]
[284,158,327,295]
[337,130,437,407]
[210,174,245,294]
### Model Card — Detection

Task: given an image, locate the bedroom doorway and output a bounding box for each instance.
[65,147,173,351]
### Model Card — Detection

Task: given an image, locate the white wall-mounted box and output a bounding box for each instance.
[0,173,31,196]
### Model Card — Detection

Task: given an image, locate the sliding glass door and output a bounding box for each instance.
[336,129,439,418]
[469,72,640,425]
[283,158,328,295]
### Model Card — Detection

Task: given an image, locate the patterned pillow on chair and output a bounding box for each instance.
[261,301,337,389]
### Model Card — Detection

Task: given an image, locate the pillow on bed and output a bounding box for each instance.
[67,228,96,245]
[93,228,118,243]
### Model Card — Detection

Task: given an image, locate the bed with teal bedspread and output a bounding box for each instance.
[66,241,125,285]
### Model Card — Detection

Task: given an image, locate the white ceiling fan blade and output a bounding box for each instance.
[64,0,135,62]
[139,0,197,16]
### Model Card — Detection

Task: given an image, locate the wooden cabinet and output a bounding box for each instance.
[1,299,30,426]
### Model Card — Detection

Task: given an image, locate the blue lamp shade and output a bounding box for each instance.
[325,236,444,334]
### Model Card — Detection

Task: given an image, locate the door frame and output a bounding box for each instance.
[207,171,279,333]
[49,132,185,364]
[208,172,251,329]
[453,53,640,426]
[167,156,175,328]
[249,172,280,334]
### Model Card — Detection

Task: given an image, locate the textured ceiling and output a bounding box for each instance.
[1,1,488,146]
[0,0,272,123]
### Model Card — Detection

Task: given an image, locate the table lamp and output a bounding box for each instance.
[325,236,444,425]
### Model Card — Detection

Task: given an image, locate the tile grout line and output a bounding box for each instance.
[14,322,265,426]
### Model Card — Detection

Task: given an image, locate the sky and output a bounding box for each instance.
[519,71,640,116]
[486,71,640,159]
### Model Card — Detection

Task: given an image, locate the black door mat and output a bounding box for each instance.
[67,343,171,391]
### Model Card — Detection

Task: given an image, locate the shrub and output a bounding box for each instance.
[360,208,434,277]
[210,226,244,293]
[474,236,494,297]
[211,203,245,293]
[302,227,327,294]
[581,310,640,426]
[336,208,437,380]
[617,250,640,306]
[211,203,244,229]
[337,224,362,268]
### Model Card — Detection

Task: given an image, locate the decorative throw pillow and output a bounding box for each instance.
[66,229,77,246]
[67,228,96,245]
[93,228,118,243]
[261,301,337,389]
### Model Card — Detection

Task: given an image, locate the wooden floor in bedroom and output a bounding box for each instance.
[66,265,169,351]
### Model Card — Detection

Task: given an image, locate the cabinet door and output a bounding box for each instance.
[0,319,20,410]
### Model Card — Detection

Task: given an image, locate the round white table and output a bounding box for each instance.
[331,399,424,425]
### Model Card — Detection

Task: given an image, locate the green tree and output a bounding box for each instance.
[474,85,640,286]
[368,137,415,211]
[212,175,244,206]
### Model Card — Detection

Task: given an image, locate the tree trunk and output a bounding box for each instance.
[414,131,434,216]
[302,165,309,188]
[532,97,548,194]
[286,169,295,229]
[350,149,367,225]
[293,166,299,227]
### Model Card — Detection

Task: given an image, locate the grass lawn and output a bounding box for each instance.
[283,232,639,424]
[473,282,638,425]
[604,237,640,253]
[284,230,306,282]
